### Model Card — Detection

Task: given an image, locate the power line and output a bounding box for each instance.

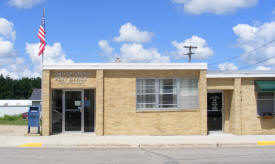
[208,39,275,66]
[239,55,275,70]
[184,46,197,63]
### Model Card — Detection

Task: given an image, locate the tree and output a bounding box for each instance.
[0,75,41,99]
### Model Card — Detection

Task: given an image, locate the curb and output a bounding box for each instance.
[14,141,275,148]
[76,143,136,148]
[32,142,260,148]
[139,143,217,148]
[216,143,258,147]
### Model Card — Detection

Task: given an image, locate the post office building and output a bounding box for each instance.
[41,63,275,136]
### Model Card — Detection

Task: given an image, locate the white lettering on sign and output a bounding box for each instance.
[54,72,92,84]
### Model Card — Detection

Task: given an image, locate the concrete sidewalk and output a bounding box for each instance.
[0,133,275,148]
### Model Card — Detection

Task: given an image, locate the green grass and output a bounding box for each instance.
[0,114,28,126]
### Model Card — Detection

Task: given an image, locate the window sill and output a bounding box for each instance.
[136,109,200,113]
[257,115,274,119]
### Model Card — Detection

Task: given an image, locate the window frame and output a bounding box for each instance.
[256,91,275,115]
[136,78,199,111]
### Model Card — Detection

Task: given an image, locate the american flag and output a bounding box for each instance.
[37,12,46,56]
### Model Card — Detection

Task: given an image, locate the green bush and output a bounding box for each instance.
[2,114,21,121]
[0,114,27,125]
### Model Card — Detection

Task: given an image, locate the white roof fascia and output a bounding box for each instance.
[207,73,275,78]
[43,63,207,70]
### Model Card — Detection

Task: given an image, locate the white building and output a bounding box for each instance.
[0,100,32,117]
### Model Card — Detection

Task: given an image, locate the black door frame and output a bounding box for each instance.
[207,91,224,133]
[61,89,96,133]
[62,89,84,133]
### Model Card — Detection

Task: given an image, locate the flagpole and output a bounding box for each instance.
[41,8,45,135]
[42,8,45,67]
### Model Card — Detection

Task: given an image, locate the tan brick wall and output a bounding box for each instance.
[233,78,242,135]
[223,90,233,133]
[222,77,275,135]
[206,79,235,134]
[42,70,51,136]
[241,78,275,135]
[43,70,97,135]
[199,70,207,135]
[103,70,205,135]
[95,70,104,135]
[207,78,234,90]
[51,70,96,89]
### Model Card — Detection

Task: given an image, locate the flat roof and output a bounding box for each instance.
[207,70,275,78]
[43,63,208,70]
[43,63,275,78]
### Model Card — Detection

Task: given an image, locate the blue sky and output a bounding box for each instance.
[0,0,275,78]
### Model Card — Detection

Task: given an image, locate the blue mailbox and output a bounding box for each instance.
[28,106,40,134]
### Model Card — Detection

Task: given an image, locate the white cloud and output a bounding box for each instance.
[172,0,258,15]
[98,40,114,55]
[218,62,238,70]
[0,18,16,41]
[114,22,154,43]
[8,0,45,9]
[0,18,16,58]
[0,68,19,79]
[119,43,169,63]
[233,21,275,69]
[0,55,36,79]
[256,66,271,71]
[25,42,74,74]
[233,24,258,41]
[0,18,32,79]
[0,41,72,79]
[0,17,70,79]
[0,68,37,79]
[172,36,213,59]
[99,23,169,63]
[0,38,16,57]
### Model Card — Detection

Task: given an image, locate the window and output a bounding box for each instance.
[52,90,62,134]
[179,78,199,109]
[136,78,199,110]
[159,79,177,108]
[136,79,157,109]
[257,92,275,115]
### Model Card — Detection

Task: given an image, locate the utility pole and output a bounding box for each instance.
[184,46,197,63]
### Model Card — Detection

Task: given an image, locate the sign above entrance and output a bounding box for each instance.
[53,72,92,84]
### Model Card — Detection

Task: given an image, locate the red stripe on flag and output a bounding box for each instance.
[37,17,46,56]
[38,43,45,56]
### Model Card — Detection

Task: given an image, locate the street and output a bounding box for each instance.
[0,147,275,164]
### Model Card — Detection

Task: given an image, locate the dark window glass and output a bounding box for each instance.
[52,90,62,134]
[257,92,274,115]
[84,89,95,132]
[65,91,82,131]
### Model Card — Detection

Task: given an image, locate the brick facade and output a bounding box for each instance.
[207,77,275,135]
[41,69,275,136]
[102,70,206,135]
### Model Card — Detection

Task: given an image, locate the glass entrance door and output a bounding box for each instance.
[207,92,223,131]
[63,90,83,132]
